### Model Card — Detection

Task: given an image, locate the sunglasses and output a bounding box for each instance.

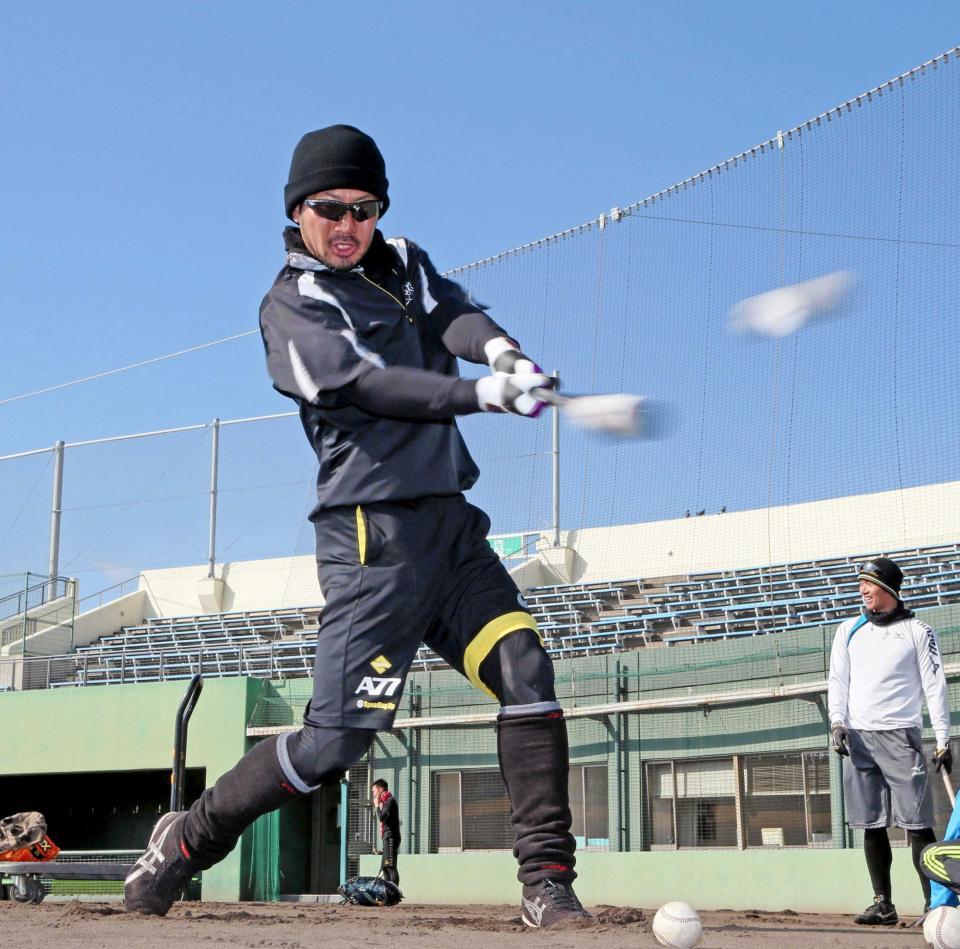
[302,198,382,223]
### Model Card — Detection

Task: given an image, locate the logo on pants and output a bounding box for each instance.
[355,676,402,697]
[355,675,402,711]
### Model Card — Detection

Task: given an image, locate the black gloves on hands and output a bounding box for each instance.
[934,746,953,775]
[831,723,849,757]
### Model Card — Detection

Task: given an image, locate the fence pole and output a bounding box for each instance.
[207,419,220,579]
[551,371,560,548]
[338,778,349,886]
[20,571,31,656]
[47,441,65,589]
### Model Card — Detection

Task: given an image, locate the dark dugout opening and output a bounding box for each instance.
[0,769,205,850]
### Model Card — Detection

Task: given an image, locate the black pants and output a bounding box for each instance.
[380,832,399,885]
[306,494,540,730]
[184,494,577,886]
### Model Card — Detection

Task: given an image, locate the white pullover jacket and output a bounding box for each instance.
[827,611,950,747]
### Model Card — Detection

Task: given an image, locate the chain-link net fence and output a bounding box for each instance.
[243,604,960,858]
[1,48,959,601]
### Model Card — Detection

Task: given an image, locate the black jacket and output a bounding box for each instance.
[259,229,508,512]
[377,792,400,842]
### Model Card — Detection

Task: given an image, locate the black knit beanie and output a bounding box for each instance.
[858,557,904,600]
[284,125,389,220]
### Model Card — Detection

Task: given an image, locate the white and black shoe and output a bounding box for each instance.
[124,812,199,915]
[854,896,898,926]
[520,879,590,928]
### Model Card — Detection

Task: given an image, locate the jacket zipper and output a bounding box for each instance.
[357,271,414,324]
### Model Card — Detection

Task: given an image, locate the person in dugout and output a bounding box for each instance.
[372,779,400,885]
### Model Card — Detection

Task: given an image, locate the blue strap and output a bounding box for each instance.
[846,613,870,646]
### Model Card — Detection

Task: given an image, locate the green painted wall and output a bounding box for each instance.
[354,612,960,863]
[3,602,959,908]
[0,678,262,901]
[359,849,932,915]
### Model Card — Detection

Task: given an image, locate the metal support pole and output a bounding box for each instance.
[551,371,560,548]
[207,419,220,579]
[48,441,65,588]
[610,713,622,852]
[171,674,204,812]
[20,571,31,656]
[338,777,349,886]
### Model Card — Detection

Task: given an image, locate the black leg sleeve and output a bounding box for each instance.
[910,828,937,904]
[182,735,300,866]
[497,709,576,885]
[864,827,893,901]
[480,629,556,707]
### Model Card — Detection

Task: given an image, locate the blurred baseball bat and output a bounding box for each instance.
[532,388,671,439]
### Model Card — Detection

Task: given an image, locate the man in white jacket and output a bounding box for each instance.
[828,557,952,925]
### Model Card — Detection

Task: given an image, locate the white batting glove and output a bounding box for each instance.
[476,371,553,417]
[483,337,543,376]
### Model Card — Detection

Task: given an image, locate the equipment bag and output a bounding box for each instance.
[0,812,59,862]
[338,875,403,907]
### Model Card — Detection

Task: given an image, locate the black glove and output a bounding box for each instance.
[831,723,849,756]
[934,746,953,775]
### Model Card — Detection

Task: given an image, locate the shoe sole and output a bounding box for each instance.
[521,910,591,929]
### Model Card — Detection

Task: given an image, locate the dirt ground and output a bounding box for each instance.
[0,899,937,949]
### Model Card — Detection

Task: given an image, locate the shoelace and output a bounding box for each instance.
[541,881,583,912]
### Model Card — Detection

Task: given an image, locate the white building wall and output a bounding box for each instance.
[140,556,321,617]
[558,480,960,584]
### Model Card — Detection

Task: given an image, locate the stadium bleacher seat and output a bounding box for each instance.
[43,540,960,686]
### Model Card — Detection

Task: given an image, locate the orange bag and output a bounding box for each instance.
[0,813,59,862]
[0,834,60,863]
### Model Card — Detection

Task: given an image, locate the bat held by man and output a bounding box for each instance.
[532,387,671,439]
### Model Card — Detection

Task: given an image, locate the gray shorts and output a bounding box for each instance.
[843,727,933,830]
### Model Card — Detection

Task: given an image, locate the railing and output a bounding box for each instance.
[1,850,143,899]
[0,638,321,691]
[488,530,542,568]
[76,577,140,613]
[0,576,77,654]
[0,574,71,622]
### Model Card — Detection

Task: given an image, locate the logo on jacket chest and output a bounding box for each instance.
[402,281,415,306]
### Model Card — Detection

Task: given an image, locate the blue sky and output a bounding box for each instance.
[1,3,958,591]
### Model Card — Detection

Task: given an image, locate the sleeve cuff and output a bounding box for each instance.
[451,378,483,414]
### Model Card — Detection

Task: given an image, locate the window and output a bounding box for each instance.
[569,765,609,850]
[432,771,462,852]
[674,759,737,847]
[646,762,676,847]
[740,752,832,847]
[645,752,832,849]
[461,770,513,850]
[430,769,511,852]
[430,765,609,853]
